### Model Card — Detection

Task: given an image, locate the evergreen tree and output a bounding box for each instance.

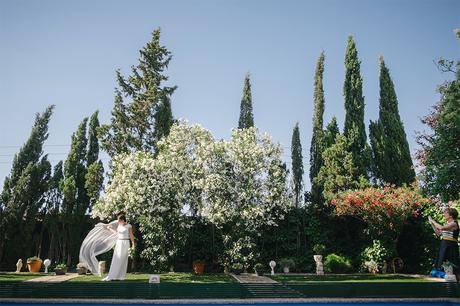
[0,106,54,268]
[310,52,326,204]
[315,134,362,202]
[85,111,104,209]
[291,122,303,208]
[238,73,255,129]
[153,96,174,148]
[343,36,368,178]
[323,117,340,149]
[370,57,415,186]
[62,118,89,265]
[99,28,177,157]
[87,111,100,166]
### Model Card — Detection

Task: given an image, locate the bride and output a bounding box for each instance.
[102,213,135,281]
[79,213,135,281]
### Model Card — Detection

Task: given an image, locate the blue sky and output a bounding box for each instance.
[0,0,459,188]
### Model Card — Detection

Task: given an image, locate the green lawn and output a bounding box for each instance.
[271,274,436,283]
[69,272,236,283]
[0,272,45,282]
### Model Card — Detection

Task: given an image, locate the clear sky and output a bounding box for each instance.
[0,0,459,189]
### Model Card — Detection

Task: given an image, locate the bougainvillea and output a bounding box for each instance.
[331,184,430,242]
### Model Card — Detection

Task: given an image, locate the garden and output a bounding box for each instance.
[0,25,459,300]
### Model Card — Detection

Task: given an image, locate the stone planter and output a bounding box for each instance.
[27,260,42,273]
[55,268,67,275]
[76,267,87,275]
[283,267,290,273]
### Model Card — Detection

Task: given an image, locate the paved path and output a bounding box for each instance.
[231,273,277,283]
[25,273,79,283]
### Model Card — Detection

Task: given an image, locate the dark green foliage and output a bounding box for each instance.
[369,57,415,186]
[417,60,460,201]
[291,122,303,208]
[238,73,254,129]
[310,52,326,205]
[153,97,174,148]
[85,111,104,208]
[0,106,54,269]
[324,253,353,273]
[87,111,100,166]
[99,28,177,156]
[343,36,368,178]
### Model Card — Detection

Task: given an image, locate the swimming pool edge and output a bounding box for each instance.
[1,298,460,304]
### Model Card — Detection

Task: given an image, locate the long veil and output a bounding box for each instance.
[79,220,118,276]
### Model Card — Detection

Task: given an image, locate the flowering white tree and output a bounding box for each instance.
[93,121,213,270]
[94,122,289,271]
[198,127,290,270]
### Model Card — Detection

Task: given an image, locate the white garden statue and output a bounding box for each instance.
[314,255,324,275]
[269,260,276,276]
[43,259,51,273]
[15,259,22,273]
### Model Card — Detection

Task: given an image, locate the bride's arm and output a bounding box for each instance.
[129,225,136,248]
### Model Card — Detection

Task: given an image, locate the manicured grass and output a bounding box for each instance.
[0,272,45,282]
[271,274,436,283]
[69,272,236,283]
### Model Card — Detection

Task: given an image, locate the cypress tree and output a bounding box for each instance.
[85,111,104,209]
[63,118,89,265]
[343,36,368,178]
[310,52,326,204]
[99,28,177,157]
[291,122,304,208]
[0,106,54,268]
[369,57,415,185]
[87,111,100,166]
[238,73,254,129]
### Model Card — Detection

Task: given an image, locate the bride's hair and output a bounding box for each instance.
[117,213,127,222]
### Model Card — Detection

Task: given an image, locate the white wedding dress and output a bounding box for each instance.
[102,223,131,281]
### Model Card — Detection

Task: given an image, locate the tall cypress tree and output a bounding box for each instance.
[369,57,415,186]
[85,111,104,209]
[238,73,254,129]
[291,122,303,208]
[310,52,326,204]
[99,28,177,157]
[0,106,54,268]
[343,36,368,178]
[62,118,89,265]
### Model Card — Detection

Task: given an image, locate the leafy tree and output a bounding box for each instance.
[291,122,303,208]
[238,73,254,129]
[369,57,415,186]
[417,54,460,201]
[343,36,368,178]
[99,28,177,156]
[310,52,326,205]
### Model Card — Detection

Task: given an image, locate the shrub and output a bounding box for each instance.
[279,258,295,269]
[324,254,352,274]
[54,263,67,270]
[313,244,326,255]
[254,263,264,272]
[26,256,42,263]
[360,240,392,273]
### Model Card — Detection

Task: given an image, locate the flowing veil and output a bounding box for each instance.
[79,220,118,276]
